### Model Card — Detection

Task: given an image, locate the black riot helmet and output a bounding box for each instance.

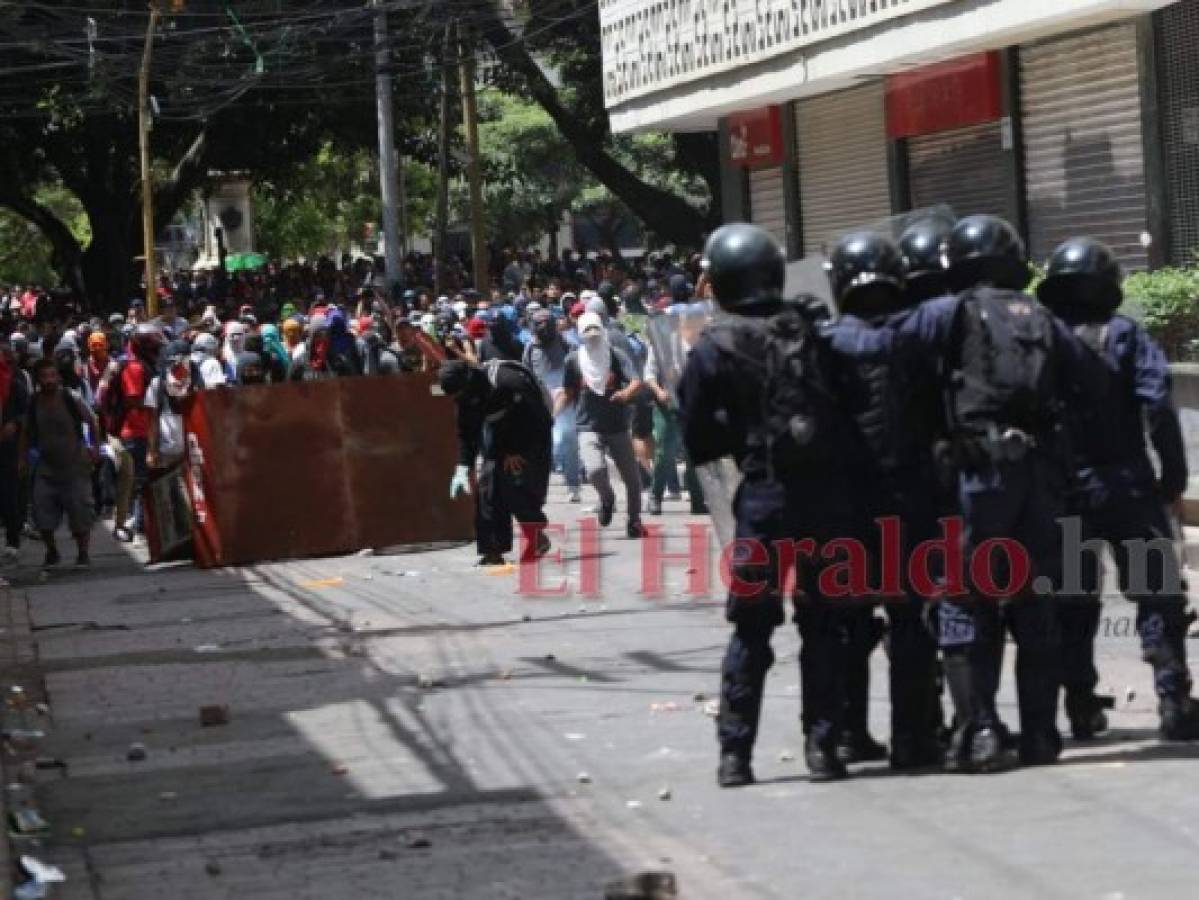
[944,215,1030,292]
[826,231,907,317]
[898,218,952,302]
[1036,237,1123,314]
[702,223,786,313]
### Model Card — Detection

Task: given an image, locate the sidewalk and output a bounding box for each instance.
[2,493,1199,897]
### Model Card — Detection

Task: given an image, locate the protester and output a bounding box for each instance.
[22,357,98,569]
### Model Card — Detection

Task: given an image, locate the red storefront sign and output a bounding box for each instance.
[885,51,1003,139]
[727,106,785,168]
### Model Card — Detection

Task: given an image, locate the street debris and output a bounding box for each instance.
[564,732,586,741]
[657,786,672,801]
[702,700,719,717]
[417,674,445,689]
[300,577,345,589]
[497,669,513,680]
[692,692,707,703]
[9,809,49,835]
[331,763,349,776]
[626,800,642,809]
[13,855,66,900]
[193,644,222,654]
[650,702,683,713]
[577,772,592,784]
[32,757,65,771]
[603,871,678,900]
[778,749,796,762]
[199,705,230,727]
[126,742,147,762]
[1125,687,1136,704]
[404,834,431,849]
[204,860,222,877]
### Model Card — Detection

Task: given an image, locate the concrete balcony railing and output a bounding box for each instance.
[599,0,956,107]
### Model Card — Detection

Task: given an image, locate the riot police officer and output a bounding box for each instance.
[898,217,954,303]
[897,215,1093,772]
[1038,237,1199,741]
[678,223,860,786]
[824,231,944,769]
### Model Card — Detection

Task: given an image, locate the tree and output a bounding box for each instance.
[0,1,440,308]
[465,0,722,249]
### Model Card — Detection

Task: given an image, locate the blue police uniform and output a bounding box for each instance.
[678,302,861,767]
[823,313,943,761]
[1056,313,1193,722]
[895,291,1098,761]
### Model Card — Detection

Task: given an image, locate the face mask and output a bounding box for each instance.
[584,332,603,349]
[534,322,555,343]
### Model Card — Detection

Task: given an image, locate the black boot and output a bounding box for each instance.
[716,752,755,788]
[1065,692,1113,741]
[890,734,943,772]
[836,729,888,764]
[1160,696,1199,741]
[1019,729,1063,766]
[968,727,1014,773]
[805,734,848,782]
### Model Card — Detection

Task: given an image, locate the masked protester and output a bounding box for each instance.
[190,333,228,388]
[281,318,305,360]
[244,333,286,384]
[260,324,292,379]
[85,332,110,396]
[440,359,553,566]
[291,325,333,382]
[325,308,364,376]
[559,312,645,538]
[146,341,199,471]
[222,322,248,370]
[20,357,99,570]
[235,351,267,386]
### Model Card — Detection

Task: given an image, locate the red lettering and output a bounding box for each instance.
[970,538,1031,600]
[908,516,967,599]
[817,537,870,598]
[641,523,709,597]
[518,523,569,597]
[719,538,769,599]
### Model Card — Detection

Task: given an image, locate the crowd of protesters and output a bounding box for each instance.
[0,245,709,570]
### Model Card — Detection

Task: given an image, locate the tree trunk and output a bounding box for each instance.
[470,0,714,249]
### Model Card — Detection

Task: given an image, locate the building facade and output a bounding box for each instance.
[601,0,1199,269]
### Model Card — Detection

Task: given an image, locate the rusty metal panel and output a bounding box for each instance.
[184,375,473,567]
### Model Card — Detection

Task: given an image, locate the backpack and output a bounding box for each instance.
[484,359,553,420]
[708,304,843,476]
[949,287,1056,438]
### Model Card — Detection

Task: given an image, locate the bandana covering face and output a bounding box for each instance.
[575,312,610,396]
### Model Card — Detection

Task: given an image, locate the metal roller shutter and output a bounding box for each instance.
[795,84,890,255]
[1020,24,1148,269]
[908,121,1015,223]
[748,166,787,248]
[1156,0,1199,265]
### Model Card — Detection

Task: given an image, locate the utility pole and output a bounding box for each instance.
[138,3,161,317]
[459,35,488,294]
[373,0,402,294]
[434,22,453,297]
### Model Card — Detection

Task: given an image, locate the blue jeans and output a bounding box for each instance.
[552,407,580,490]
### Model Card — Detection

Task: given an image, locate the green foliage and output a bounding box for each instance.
[1123,268,1199,361]
[0,187,89,286]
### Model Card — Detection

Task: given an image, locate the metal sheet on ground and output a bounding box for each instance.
[184,375,473,567]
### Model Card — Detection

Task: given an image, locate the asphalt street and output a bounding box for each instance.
[4,480,1199,899]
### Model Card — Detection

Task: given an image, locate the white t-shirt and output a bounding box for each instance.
[144,377,185,463]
